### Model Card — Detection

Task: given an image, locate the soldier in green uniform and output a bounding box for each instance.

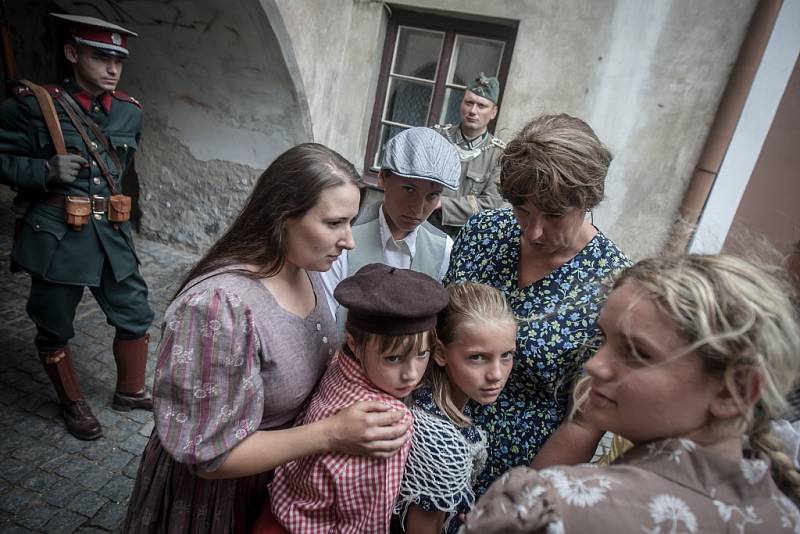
[0,14,153,440]
[430,73,506,237]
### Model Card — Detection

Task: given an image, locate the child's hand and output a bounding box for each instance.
[327,401,411,458]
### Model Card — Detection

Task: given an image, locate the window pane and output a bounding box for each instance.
[372,124,407,170]
[393,26,444,80]
[449,35,504,86]
[384,77,433,126]
[439,87,465,126]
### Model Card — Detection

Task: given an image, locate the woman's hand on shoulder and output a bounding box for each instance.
[325,400,411,458]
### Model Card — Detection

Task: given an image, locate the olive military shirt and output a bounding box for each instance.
[0,78,142,286]
[430,123,505,237]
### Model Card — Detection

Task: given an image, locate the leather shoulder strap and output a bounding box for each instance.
[57,90,124,176]
[54,94,120,195]
[18,80,67,156]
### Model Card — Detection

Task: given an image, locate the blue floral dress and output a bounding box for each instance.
[445,208,630,496]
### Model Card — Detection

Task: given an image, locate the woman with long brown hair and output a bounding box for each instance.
[124,143,411,533]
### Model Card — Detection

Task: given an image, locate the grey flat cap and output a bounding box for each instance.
[381,127,461,190]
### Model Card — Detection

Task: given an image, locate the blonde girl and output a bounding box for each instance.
[462,254,800,533]
[394,282,517,534]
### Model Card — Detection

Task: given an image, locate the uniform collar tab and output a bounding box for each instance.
[63,78,112,113]
[456,125,489,150]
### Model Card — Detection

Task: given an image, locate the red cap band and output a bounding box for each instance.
[70,24,129,56]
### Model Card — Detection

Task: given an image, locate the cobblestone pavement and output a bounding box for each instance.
[0,199,199,533]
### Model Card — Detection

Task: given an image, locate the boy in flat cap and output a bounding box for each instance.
[431,73,507,237]
[322,126,460,329]
[263,263,448,534]
[0,13,153,440]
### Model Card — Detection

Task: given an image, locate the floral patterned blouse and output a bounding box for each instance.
[152,268,336,471]
[461,438,800,533]
[445,208,630,495]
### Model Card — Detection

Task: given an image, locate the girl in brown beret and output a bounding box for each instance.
[261,263,449,534]
[461,254,800,533]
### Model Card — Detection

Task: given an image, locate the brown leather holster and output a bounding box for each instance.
[108,194,131,223]
[39,345,83,405]
[55,88,132,229]
[113,334,149,394]
[65,195,91,230]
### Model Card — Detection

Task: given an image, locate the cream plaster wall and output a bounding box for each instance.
[274,0,758,259]
[16,0,758,257]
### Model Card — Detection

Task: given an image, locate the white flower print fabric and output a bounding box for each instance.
[126,268,337,534]
[151,268,336,472]
[645,494,698,533]
[539,469,617,508]
[741,458,769,484]
[460,438,800,533]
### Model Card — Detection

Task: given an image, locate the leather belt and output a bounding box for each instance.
[42,194,65,208]
[42,194,108,214]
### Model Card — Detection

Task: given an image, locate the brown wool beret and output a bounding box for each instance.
[334,263,449,335]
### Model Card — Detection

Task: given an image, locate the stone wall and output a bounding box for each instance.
[42,0,310,251]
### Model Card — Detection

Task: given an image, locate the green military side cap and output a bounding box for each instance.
[466,73,500,104]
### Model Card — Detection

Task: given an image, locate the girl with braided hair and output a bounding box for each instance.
[393,282,517,533]
[461,254,800,533]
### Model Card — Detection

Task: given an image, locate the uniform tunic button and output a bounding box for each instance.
[91,161,97,166]
[315,323,321,331]
[94,213,101,220]
[322,336,328,344]
[123,144,128,149]
[93,177,101,185]
[91,142,97,148]
[34,224,40,229]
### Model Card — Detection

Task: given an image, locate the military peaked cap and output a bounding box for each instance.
[51,13,137,58]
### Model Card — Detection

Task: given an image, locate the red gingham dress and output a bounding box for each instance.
[268,351,413,534]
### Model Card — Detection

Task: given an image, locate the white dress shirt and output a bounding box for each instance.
[320,204,453,319]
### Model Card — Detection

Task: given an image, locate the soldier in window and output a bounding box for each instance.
[430,74,506,237]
